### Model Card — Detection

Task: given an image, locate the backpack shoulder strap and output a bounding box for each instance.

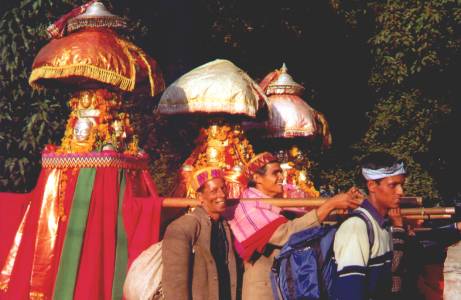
[350,210,375,252]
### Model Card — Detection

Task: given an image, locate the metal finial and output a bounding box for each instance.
[280,63,288,73]
[266,62,304,95]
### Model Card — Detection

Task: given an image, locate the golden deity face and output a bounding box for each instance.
[209,125,219,138]
[112,120,124,138]
[289,146,300,158]
[73,118,92,142]
[208,124,228,141]
[79,92,93,109]
[206,146,220,164]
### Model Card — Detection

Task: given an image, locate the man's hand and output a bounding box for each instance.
[388,208,403,227]
[329,187,364,210]
[316,187,364,223]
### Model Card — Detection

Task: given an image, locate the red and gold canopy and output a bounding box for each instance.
[259,64,331,145]
[157,59,267,117]
[29,28,164,97]
[30,1,164,97]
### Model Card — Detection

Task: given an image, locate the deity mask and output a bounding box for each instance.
[209,125,219,138]
[80,92,92,109]
[73,118,92,142]
[206,146,220,165]
[112,120,124,138]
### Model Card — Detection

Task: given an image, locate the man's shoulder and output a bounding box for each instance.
[166,211,202,233]
[339,214,369,231]
[336,212,370,240]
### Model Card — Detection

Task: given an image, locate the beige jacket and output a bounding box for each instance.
[242,210,320,300]
[162,207,238,300]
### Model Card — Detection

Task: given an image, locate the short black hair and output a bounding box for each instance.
[360,152,401,170]
[247,159,279,187]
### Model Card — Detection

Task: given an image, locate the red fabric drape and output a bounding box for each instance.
[1,168,52,299]
[74,168,163,299]
[1,168,80,299]
[123,170,162,266]
[73,167,120,299]
[0,193,31,270]
[0,166,162,300]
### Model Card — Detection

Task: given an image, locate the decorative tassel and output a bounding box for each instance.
[67,16,126,34]
[117,37,158,96]
[29,64,135,92]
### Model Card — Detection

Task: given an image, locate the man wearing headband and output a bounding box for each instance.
[226,152,363,300]
[162,167,238,300]
[333,152,406,300]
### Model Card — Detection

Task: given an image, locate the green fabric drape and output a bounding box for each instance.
[112,170,128,299]
[53,168,96,300]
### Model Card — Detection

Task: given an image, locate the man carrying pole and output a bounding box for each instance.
[332,151,410,300]
[162,167,238,300]
[225,152,363,300]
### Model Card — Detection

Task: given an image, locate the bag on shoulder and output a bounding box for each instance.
[270,210,374,300]
[123,241,164,300]
[123,214,201,300]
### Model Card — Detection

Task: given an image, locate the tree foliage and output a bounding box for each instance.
[0,0,76,191]
[331,0,460,200]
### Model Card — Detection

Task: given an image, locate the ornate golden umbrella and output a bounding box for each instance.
[156,59,267,198]
[29,1,164,97]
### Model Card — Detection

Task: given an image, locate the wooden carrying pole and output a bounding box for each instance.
[162,196,422,208]
[404,214,452,220]
[162,197,454,217]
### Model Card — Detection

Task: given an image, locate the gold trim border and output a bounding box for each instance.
[29,64,135,92]
[41,154,148,170]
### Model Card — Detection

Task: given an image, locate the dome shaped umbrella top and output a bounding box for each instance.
[266,63,304,96]
[254,63,332,146]
[156,59,267,118]
[66,1,127,34]
[29,1,164,97]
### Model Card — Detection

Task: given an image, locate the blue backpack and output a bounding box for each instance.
[270,210,374,300]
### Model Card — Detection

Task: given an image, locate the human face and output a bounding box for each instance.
[197,178,227,220]
[255,162,284,197]
[368,174,405,216]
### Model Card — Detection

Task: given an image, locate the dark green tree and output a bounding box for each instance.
[330,0,460,201]
[0,0,77,191]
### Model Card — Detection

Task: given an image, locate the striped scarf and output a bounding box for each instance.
[226,188,287,261]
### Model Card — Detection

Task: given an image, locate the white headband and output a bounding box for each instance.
[362,162,406,180]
